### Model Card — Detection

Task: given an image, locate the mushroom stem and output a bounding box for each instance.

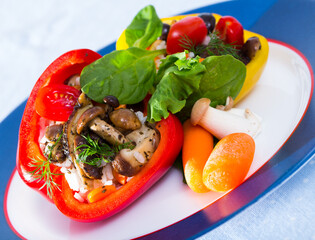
[88,117,129,145]
[191,98,261,139]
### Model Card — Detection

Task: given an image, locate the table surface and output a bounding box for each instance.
[1,0,314,239]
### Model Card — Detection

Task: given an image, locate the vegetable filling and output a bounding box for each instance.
[40,89,160,203]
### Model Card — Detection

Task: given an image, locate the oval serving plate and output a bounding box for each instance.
[4,40,313,239]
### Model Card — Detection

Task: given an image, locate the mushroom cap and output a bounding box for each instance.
[76,106,105,134]
[191,98,211,126]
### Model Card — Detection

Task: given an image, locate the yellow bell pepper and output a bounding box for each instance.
[116,14,269,105]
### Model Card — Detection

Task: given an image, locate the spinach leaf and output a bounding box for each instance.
[184,55,246,112]
[80,47,164,104]
[147,53,206,122]
[125,5,163,49]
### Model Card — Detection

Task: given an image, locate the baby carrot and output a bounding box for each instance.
[112,169,128,185]
[203,133,255,192]
[182,119,214,193]
[87,185,116,203]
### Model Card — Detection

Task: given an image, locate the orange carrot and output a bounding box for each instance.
[87,185,116,203]
[203,133,255,192]
[115,104,126,110]
[182,119,214,193]
[112,169,128,185]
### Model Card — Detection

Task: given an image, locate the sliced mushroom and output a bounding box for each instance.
[109,108,141,131]
[77,106,106,134]
[63,105,101,187]
[112,124,160,177]
[63,104,93,159]
[44,124,65,163]
[77,93,92,107]
[88,117,129,145]
[48,141,66,163]
[66,74,81,90]
[45,124,63,141]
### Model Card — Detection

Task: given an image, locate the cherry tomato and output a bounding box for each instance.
[215,16,244,49]
[166,16,208,55]
[35,84,80,121]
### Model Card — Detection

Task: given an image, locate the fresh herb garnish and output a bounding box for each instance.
[28,157,61,199]
[148,52,206,122]
[27,132,64,199]
[178,34,200,55]
[76,134,135,167]
[179,31,242,61]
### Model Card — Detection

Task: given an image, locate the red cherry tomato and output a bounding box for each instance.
[166,16,208,55]
[35,84,80,121]
[215,16,244,49]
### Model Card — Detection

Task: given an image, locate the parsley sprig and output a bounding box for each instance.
[76,134,135,167]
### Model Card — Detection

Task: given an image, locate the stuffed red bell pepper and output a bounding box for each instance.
[17,48,183,222]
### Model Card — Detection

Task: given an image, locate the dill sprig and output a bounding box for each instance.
[76,134,135,167]
[28,158,61,199]
[178,34,199,54]
[204,31,241,60]
[179,31,242,60]
[27,132,63,199]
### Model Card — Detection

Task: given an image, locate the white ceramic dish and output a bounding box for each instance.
[4,40,313,240]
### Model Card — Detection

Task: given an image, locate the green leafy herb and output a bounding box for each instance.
[174,51,201,70]
[76,134,135,167]
[180,31,242,61]
[28,158,61,199]
[80,47,165,104]
[179,54,246,119]
[147,52,206,122]
[27,132,64,199]
[178,34,200,55]
[125,5,163,49]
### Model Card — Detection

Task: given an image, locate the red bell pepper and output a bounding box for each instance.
[52,113,183,222]
[17,49,102,200]
[16,49,184,221]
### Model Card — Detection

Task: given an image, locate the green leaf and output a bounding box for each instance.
[80,47,164,104]
[184,55,246,112]
[175,55,201,70]
[125,5,163,49]
[147,53,206,122]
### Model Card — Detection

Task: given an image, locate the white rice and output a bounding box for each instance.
[61,166,85,192]
[156,40,166,50]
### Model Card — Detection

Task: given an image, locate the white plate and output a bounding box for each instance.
[4,40,313,240]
